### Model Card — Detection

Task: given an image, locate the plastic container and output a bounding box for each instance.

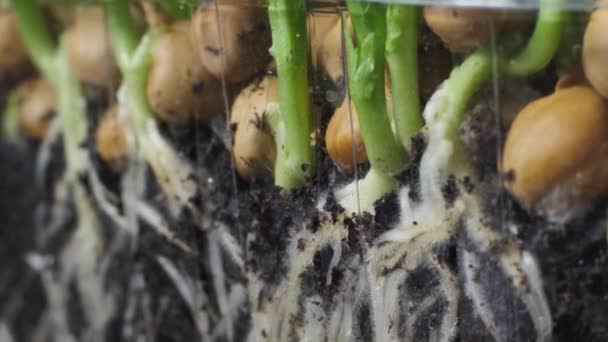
[1,1,607,341]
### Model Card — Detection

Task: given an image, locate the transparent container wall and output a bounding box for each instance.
[1,1,607,342]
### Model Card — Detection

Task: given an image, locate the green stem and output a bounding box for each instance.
[153,0,196,20]
[105,0,140,70]
[105,0,156,135]
[439,0,565,142]
[500,0,565,77]
[268,0,314,190]
[124,32,157,135]
[441,49,492,141]
[346,2,406,176]
[386,4,422,152]
[12,0,57,80]
[1,92,19,142]
[554,11,586,75]
[13,0,87,179]
[335,166,398,215]
[55,37,88,177]
[354,168,398,213]
[105,4,198,208]
[268,112,302,191]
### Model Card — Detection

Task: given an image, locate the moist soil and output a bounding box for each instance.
[3,105,608,342]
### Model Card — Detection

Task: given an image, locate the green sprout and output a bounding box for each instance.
[12,0,567,211]
[438,0,566,148]
[13,0,88,180]
[1,92,19,142]
[345,1,407,176]
[12,1,107,318]
[152,0,199,20]
[337,0,565,214]
[555,11,587,75]
[500,0,566,77]
[336,2,420,213]
[267,0,315,190]
[386,4,423,152]
[104,0,198,211]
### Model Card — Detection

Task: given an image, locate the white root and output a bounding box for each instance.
[0,322,14,342]
[36,176,71,246]
[26,254,77,342]
[366,264,405,342]
[213,223,245,270]
[157,256,212,341]
[35,116,62,186]
[363,78,549,342]
[434,263,460,342]
[139,121,198,215]
[121,271,151,341]
[241,78,543,341]
[375,84,462,268]
[120,152,146,246]
[116,85,198,217]
[335,168,397,215]
[208,229,236,342]
[136,201,195,254]
[63,184,114,339]
[88,163,128,229]
[326,258,360,342]
[247,213,349,342]
[462,199,552,342]
[519,252,552,342]
[462,250,504,342]
[300,295,328,342]
[8,55,561,342]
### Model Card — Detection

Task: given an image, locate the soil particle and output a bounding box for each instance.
[395,132,425,203]
[242,185,318,286]
[0,140,48,341]
[461,176,475,194]
[476,164,608,341]
[522,206,608,341]
[457,239,538,342]
[373,192,401,237]
[419,25,453,101]
[441,174,459,208]
[299,245,347,310]
[323,192,345,225]
[354,300,373,341]
[528,62,559,96]
[412,299,449,341]
[459,103,500,180]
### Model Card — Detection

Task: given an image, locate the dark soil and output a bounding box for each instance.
[0,139,53,342]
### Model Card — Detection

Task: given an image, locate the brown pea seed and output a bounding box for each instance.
[190,1,271,84]
[66,6,120,88]
[147,21,223,124]
[16,78,56,141]
[423,6,506,53]
[96,104,129,168]
[583,8,608,98]
[325,99,367,173]
[0,10,32,90]
[309,13,341,83]
[502,85,608,220]
[230,76,278,181]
